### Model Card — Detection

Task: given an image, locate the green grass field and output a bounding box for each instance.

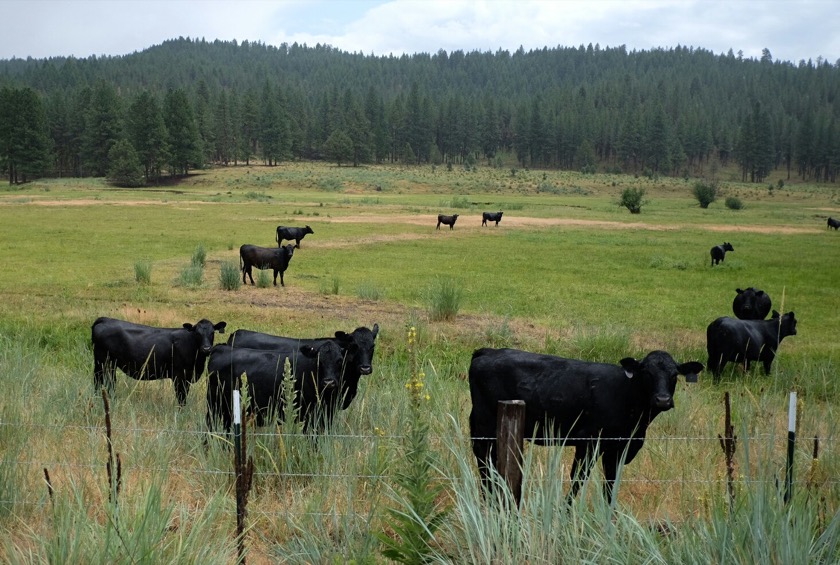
[1,162,839,563]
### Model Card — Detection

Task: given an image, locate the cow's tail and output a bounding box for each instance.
[239,253,244,272]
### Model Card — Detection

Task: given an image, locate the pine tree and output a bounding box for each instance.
[0,86,52,184]
[163,88,202,175]
[81,80,122,177]
[127,90,168,182]
[107,138,145,187]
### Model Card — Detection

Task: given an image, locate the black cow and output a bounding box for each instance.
[276,225,314,248]
[240,244,295,286]
[436,214,459,230]
[710,242,734,266]
[482,211,503,227]
[206,340,346,434]
[706,311,797,380]
[732,287,772,320]
[828,217,840,230]
[227,324,379,418]
[468,348,702,502]
[92,317,227,406]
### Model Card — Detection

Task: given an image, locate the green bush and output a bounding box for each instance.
[191,244,206,268]
[725,196,744,210]
[619,187,647,214]
[256,269,272,288]
[219,261,241,291]
[693,180,720,208]
[320,276,340,295]
[178,264,203,287]
[134,260,152,285]
[426,277,463,321]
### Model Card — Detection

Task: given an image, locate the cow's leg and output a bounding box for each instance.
[762,353,775,374]
[600,448,623,504]
[94,353,117,393]
[568,443,597,501]
[273,269,278,286]
[279,271,285,287]
[436,222,441,230]
[174,378,190,407]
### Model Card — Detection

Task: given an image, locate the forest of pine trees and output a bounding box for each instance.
[1,38,839,185]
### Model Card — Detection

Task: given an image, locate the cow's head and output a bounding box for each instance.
[773,310,798,339]
[280,244,295,261]
[620,351,703,411]
[184,319,227,354]
[300,340,345,392]
[723,242,734,252]
[335,323,379,376]
[304,225,314,234]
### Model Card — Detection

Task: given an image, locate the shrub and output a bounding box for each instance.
[693,181,720,208]
[191,244,206,268]
[219,261,241,291]
[725,196,744,210]
[134,260,152,285]
[320,276,340,295]
[426,277,462,321]
[256,269,272,288]
[178,264,203,287]
[619,187,647,214]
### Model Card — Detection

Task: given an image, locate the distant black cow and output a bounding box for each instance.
[240,244,295,286]
[276,225,314,248]
[227,324,379,421]
[468,348,702,502]
[92,317,227,406]
[437,214,459,230]
[710,242,734,266]
[732,287,772,320]
[828,217,840,230]
[706,311,797,380]
[206,340,346,434]
[482,211,503,227]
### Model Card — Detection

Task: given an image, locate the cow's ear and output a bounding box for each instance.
[678,362,703,383]
[215,322,227,334]
[300,345,317,358]
[756,290,765,297]
[736,288,744,294]
[372,323,380,338]
[334,331,349,339]
[771,310,780,319]
[619,357,641,379]
[183,323,194,330]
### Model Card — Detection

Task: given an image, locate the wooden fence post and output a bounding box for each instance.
[496,400,526,506]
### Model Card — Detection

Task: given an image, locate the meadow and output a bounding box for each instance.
[1,161,839,563]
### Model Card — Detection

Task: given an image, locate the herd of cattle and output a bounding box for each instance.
[91,239,797,502]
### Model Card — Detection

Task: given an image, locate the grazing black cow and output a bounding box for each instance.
[436,214,459,230]
[732,287,772,320]
[240,244,295,286]
[227,324,379,416]
[206,340,346,434]
[828,217,840,230]
[706,311,797,380]
[482,211,503,227]
[276,225,314,248]
[92,317,227,406]
[468,348,702,502]
[710,242,734,266]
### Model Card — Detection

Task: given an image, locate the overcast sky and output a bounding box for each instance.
[2,0,838,65]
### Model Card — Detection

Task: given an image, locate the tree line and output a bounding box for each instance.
[1,38,839,185]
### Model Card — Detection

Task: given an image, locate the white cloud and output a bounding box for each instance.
[1,0,837,64]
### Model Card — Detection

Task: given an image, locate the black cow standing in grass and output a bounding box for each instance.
[468,348,703,502]
[706,311,797,381]
[710,242,734,266]
[276,225,314,248]
[206,340,346,434]
[828,217,840,230]
[226,324,379,420]
[240,244,295,286]
[92,317,227,406]
[482,211,503,227]
[437,214,459,230]
[732,287,772,320]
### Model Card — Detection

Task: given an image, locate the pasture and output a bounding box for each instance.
[1,162,839,563]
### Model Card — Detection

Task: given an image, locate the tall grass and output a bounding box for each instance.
[133,259,152,285]
[219,260,241,291]
[426,277,463,321]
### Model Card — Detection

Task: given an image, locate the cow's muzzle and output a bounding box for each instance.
[322,379,338,390]
[359,365,372,375]
[653,395,674,410]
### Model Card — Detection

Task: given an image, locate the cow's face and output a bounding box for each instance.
[184,319,227,354]
[305,225,314,234]
[779,311,797,337]
[620,351,703,411]
[335,323,379,375]
[300,340,344,391]
[724,242,734,252]
[281,245,295,261]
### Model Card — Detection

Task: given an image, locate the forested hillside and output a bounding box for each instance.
[1,37,839,185]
